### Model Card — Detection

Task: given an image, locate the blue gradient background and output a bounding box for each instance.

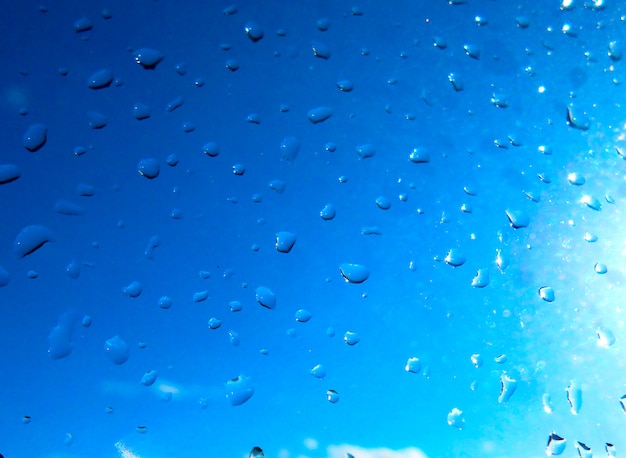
[1,1,625,457]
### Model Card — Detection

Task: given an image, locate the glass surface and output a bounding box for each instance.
[1,1,624,457]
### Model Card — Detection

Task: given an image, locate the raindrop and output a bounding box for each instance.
[566,380,582,415]
[546,432,566,456]
[447,408,465,429]
[498,373,517,403]
[123,281,142,298]
[208,318,222,330]
[505,209,529,229]
[225,375,254,406]
[448,73,463,92]
[320,203,336,220]
[275,232,296,253]
[104,335,130,365]
[141,370,158,386]
[232,164,246,175]
[0,266,10,287]
[48,311,79,360]
[584,232,597,242]
[87,111,107,129]
[295,309,312,322]
[567,172,585,185]
[566,105,590,130]
[250,446,265,458]
[463,44,480,59]
[255,286,276,309]
[594,263,607,274]
[339,263,370,283]
[316,17,330,31]
[326,389,340,403]
[229,330,240,346]
[137,158,160,179]
[225,59,240,71]
[166,96,184,112]
[244,21,264,42]
[229,300,243,312]
[13,225,53,257]
[470,354,482,368]
[408,147,430,163]
[405,357,422,374]
[356,143,376,159]
[597,326,615,347]
[23,123,48,152]
[494,354,507,364]
[581,195,601,211]
[337,80,354,92]
[134,48,164,69]
[608,41,623,61]
[55,200,86,216]
[471,269,489,288]
[86,69,113,90]
[444,249,465,267]
[193,290,208,302]
[310,364,326,378]
[65,259,80,279]
[375,196,391,210]
[542,393,553,413]
[343,331,360,346]
[159,296,172,309]
[132,103,151,120]
[269,179,286,193]
[280,136,300,162]
[0,164,20,184]
[538,286,555,302]
[490,92,509,108]
[307,106,333,123]
[311,40,331,59]
[73,16,93,33]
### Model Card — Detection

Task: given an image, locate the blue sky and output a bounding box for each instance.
[1,0,625,457]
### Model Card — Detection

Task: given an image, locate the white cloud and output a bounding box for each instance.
[327,444,428,458]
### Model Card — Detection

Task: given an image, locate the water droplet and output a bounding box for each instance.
[225,375,254,406]
[405,357,422,374]
[444,249,465,267]
[229,300,243,312]
[566,104,590,130]
[48,311,79,359]
[132,103,151,120]
[208,318,222,330]
[269,179,286,193]
[74,16,93,33]
[447,408,465,429]
[498,373,517,403]
[505,209,529,229]
[14,225,53,257]
[337,80,354,92]
[307,106,333,123]
[255,286,276,309]
[55,200,86,216]
[408,147,431,163]
[567,172,585,185]
[326,389,340,403]
[311,40,331,59]
[137,158,160,179]
[158,296,172,309]
[310,364,326,378]
[65,259,81,279]
[193,290,209,302]
[490,92,509,108]
[343,331,360,346]
[122,281,142,298]
[23,123,47,152]
[597,326,615,347]
[355,143,376,159]
[566,380,582,415]
[471,269,489,288]
[375,196,391,210]
[542,393,553,413]
[275,231,296,253]
[470,354,483,368]
[546,432,566,456]
[280,136,300,162]
[594,263,607,274]
[494,354,507,364]
[249,446,265,458]
[244,21,264,42]
[295,309,312,322]
[104,335,130,365]
[463,43,480,59]
[320,203,336,220]
[538,286,555,302]
[141,370,158,386]
[339,263,370,283]
[581,195,601,211]
[0,164,20,184]
[134,48,164,69]
[166,96,184,112]
[87,68,113,89]
[448,73,464,92]
[87,111,107,129]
